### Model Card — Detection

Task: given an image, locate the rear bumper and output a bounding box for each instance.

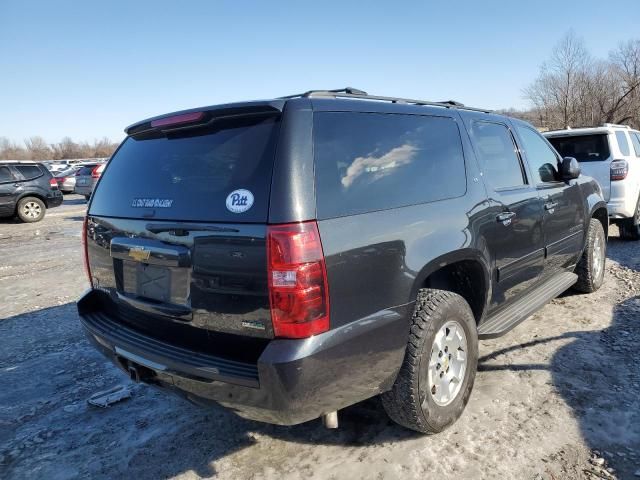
[74,185,92,195]
[47,191,63,208]
[77,289,409,425]
[608,181,638,219]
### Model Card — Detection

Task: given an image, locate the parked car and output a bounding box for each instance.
[46,160,74,173]
[54,165,82,193]
[73,163,104,200]
[0,161,63,222]
[545,124,640,239]
[77,88,607,434]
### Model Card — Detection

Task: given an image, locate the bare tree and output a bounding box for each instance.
[0,137,29,160]
[24,136,52,160]
[524,31,592,129]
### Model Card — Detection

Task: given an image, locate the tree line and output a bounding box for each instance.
[507,32,640,131]
[0,136,119,161]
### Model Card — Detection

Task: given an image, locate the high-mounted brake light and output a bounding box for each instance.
[150,111,205,128]
[82,217,93,288]
[267,221,330,338]
[610,159,628,181]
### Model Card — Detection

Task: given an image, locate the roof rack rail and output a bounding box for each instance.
[601,123,630,129]
[279,87,492,113]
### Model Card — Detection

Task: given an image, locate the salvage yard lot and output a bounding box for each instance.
[1,196,639,480]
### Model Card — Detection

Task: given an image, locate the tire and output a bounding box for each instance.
[381,289,478,434]
[619,197,640,241]
[574,218,606,293]
[16,196,46,223]
[84,195,91,201]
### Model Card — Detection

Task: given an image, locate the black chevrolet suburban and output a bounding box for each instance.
[0,161,63,222]
[78,88,608,433]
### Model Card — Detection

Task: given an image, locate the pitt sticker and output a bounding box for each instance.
[226,189,254,213]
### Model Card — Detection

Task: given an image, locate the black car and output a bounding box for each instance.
[77,88,608,434]
[0,161,63,223]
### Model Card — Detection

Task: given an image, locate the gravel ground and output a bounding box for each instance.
[0,196,639,480]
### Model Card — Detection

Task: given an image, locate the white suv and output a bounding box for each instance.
[545,124,640,240]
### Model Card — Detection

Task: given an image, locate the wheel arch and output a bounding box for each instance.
[411,249,491,325]
[590,202,608,239]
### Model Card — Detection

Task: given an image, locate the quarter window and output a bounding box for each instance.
[630,132,640,157]
[0,166,13,182]
[471,122,526,189]
[314,112,466,219]
[14,165,42,180]
[516,126,560,184]
[615,131,631,156]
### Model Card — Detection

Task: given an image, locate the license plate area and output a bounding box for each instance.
[135,264,171,302]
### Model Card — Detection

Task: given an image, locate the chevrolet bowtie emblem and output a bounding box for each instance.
[128,247,151,262]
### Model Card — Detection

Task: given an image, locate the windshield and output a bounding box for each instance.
[547,134,610,162]
[89,115,280,222]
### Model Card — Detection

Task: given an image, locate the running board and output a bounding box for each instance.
[478,272,577,339]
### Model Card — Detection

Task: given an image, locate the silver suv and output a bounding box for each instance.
[545,124,640,239]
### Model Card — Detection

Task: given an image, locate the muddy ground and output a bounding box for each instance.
[1,195,639,480]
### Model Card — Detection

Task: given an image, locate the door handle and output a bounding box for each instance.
[496,211,516,225]
[544,201,558,212]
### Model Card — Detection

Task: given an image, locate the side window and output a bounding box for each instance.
[630,132,640,157]
[0,166,14,183]
[314,112,466,218]
[615,131,631,156]
[14,165,43,180]
[471,121,525,189]
[516,126,560,184]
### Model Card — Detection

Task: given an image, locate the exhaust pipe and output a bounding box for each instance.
[322,411,338,429]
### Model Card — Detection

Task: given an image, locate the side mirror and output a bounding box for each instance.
[561,157,580,181]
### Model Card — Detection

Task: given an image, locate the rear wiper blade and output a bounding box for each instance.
[146,223,240,235]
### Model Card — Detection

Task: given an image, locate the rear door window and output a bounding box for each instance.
[14,165,43,180]
[313,112,466,219]
[90,115,280,222]
[0,166,14,182]
[470,121,526,189]
[547,134,610,162]
[615,131,631,156]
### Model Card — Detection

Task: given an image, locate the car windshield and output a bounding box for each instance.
[547,134,610,162]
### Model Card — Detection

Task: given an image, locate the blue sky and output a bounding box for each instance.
[1,0,637,143]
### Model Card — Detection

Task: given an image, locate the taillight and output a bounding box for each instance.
[82,217,93,288]
[151,111,205,128]
[267,221,330,338]
[610,159,628,181]
[91,166,101,179]
[49,178,58,189]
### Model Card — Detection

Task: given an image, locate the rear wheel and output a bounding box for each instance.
[381,289,478,434]
[574,218,606,293]
[620,196,640,240]
[16,197,46,223]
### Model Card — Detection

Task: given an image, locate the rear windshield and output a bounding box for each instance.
[314,112,466,219]
[90,115,280,222]
[547,134,610,162]
[77,164,98,176]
